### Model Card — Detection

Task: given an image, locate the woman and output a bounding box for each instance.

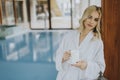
[55,5,106,80]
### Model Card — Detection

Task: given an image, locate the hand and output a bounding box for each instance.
[62,51,71,63]
[71,60,87,70]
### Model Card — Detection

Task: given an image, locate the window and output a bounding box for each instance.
[51,0,72,29]
[30,0,49,29]
[0,0,28,27]
[0,0,101,29]
[30,0,101,29]
[0,0,15,25]
[14,0,28,27]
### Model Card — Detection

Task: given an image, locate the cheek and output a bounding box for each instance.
[83,20,87,26]
[93,22,98,27]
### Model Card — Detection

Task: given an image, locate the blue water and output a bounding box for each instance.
[0,31,67,80]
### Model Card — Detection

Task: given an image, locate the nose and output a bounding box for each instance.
[89,19,94,24]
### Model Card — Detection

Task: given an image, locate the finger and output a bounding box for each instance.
[81,60,85,62]
[71,64,76,66]
[65,54,71,57]
[64,53,69,57]
[67,50,71,53]
[66,53,71,56]
[76,61,79,63]
[71,63,78,66]
[65,51,70,54]
[76,61,81,63]
[64,51,69,54]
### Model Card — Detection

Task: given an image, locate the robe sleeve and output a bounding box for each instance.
[85,40,106,79]
[55,34,71,72]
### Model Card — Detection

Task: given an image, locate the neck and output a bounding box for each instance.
[81,29,91,35]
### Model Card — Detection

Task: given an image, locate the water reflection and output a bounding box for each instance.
[0,31,65,63]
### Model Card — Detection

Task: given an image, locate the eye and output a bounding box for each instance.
[87,15,92,19]
[94,18,99,22]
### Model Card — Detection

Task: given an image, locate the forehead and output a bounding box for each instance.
[90,11,99,18]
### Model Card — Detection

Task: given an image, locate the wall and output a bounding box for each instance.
[103,0,120,80]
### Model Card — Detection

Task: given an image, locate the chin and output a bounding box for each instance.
[86,27,94,30]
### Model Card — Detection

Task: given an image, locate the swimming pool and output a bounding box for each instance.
[0,30,68,80]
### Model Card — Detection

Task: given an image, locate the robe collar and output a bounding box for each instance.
[76,30,94,49]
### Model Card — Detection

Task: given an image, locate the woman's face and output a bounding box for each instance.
[83,11,100,31]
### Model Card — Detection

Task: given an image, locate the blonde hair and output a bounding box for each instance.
[78,5,102,39]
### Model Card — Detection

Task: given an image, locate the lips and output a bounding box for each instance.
[87,24,93,27]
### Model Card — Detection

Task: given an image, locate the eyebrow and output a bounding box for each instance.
[88,15,99,19]
[95,18,99,19]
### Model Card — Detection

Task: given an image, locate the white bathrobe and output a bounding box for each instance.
[55,30,105,80]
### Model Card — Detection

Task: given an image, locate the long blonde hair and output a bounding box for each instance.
[78,5,102,39]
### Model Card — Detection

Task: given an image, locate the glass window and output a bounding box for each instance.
[51,0,71,29]
[30,0,49,29]
[1,0,15,25]
[15,1,24,23]
[0,0,101,29]
[30,0,101,29]
[14,0,28,27]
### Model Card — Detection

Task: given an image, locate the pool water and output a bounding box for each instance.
[0,30,68,80]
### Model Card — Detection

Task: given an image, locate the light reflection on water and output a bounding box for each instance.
[0,30,70,80]
[0,31,67,63]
